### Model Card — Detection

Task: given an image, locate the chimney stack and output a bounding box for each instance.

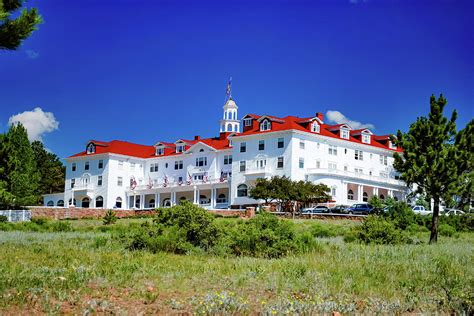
[194,135,200,140]
[316,112,324,122]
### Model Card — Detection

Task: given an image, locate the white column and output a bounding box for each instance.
[373,187,378,199]
[358,185,363,202]
[193,186,198,204]
[140,194,145,209]
[70,190,75,207]
[211,187,216,208]
[133,195,137,209]
[155,193,160,208]
[388,190,393,198]
[343,182,348,205]
[171,191,176,206]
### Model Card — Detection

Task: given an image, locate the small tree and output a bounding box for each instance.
[393,94,473,244]
[0,0,42,50]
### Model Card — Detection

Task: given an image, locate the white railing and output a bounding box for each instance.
[307,168,404,186]
[129,177,229,191]
[72,183,95,191]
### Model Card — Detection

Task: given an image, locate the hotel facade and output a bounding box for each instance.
[44,97,407,210]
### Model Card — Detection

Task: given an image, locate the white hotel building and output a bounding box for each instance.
[44,97,407,210]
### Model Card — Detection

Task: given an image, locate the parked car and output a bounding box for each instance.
[412,205,432,216]
[301,205,329,214]
[443,209,465,216]
[330,205,349,214]
[347,203,374,215]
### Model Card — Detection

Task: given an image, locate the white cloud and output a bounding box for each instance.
[8,107,59,141]
[326,110,375,130]
[25,49,39,59]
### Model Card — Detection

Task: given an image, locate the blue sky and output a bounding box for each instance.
[1,0,473,158]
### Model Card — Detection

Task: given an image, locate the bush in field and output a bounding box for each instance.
[0,215,7,223]
[384,201,416,230]
[103,210,117,225]
[438,224,457,237]
[49,220,72,232]
[356,215,408,245]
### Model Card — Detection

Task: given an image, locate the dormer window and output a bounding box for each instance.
[362,134,371,144]
[176,144,185,153]
[243,118,252,127]
[311,122,320,133]
[260,120,271,131]
[86,143,95,154]
[340,129,350,139]
[389,141,397,149]
[156,147,164,155]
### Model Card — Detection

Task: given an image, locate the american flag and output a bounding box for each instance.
[225,77,232,97]
[163,175,168,187]
[187,172,193,185]
[219,170,225,182]
[130,176,137,190]
[146,177,153,189]
[203,172,208,183]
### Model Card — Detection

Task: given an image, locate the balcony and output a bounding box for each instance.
[128,177,230,192]
[306,168,405,186]
[71,183,95,193]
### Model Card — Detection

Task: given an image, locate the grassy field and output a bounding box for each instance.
[0,217,472,314]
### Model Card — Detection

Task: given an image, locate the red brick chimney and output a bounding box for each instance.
[194,135,200,140]
[316,112,324,121]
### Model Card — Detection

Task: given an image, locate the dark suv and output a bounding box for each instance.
[330,205,349,214]
[347,203,374,215]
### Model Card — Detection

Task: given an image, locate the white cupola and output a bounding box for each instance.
[220,97,240,133]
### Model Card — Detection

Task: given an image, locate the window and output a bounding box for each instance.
[341,129,350,139]
[81,197,90,208]
[299,140,305,149]
[178,176,183,183]
[98,175,102,186]
[299,158,304,169]
[328,145,338,155]
[240,142,246,153]
[258,140,265,151]
[47,200,54,207]
[244,118,252,126]
[389,141,397,149]
[176,144,185,153]
[95,196,104,208]
[224,155,232,165]
[256,159,266,169]
[312,122,320,133]
[355,150,364,160]
[195,157,207,167]
[277,157,284,168]
[150,163,159,172]
[260,120,271,131]
[380,194,385,200]
[98,160,103,169]
[149,199,155,208]
[85,161,89,170]
[68,199,77,207]
[135,196,140,208]
[379,155,388,165]
[369,171,373,176]
[355,168,363,174]
[71,178,75,188]
[216,193,227,203]
[239,161,246,172]
[328,162,337,170]
[57,200,64,207]
[130,162,135,170]
[115,197,122,208]
[237,184,248,197]
[118,160,124,169]
[156,147,164,155]
[72,163,76,172]
[86,143,95,154]
[165,163,168,168]
[363,192,368,202]
[175,160,183,170]
[344,165,348,171]
[117,176,123,186]
[331,187,337,197]
[362,134,371,144]
[315,160,321,168]
[277,138,284,148]
[348,189,354,200]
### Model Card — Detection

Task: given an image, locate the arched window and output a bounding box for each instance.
[312,122,320,133]
[162,198,171,207]
[47,201,54,207]
[233,111,237,120]
[394,196,399,201]
[234,124,238,132]
[227,123,232,131]
[379,194,385,200]
[216,193,227,203]
[95,196,104,208]
[237,184,248,197]
[68,198,77,206]
[135,196,141,208]
[260,120,271,131]
[57,200,64,207]
[347,189,354,200]
[363,192,368,202]
[149,199,155,208]
[115,197,122,208]
[82,197,90,208]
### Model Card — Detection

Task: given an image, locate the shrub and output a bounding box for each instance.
[103,210,117,225]
[356,215,408,245]
[49,220,73,232]
[438,224,456,237]
[384,201,416,230]
[0,215,7,223]
[31,217,49,226]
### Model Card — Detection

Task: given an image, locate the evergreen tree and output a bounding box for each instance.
[392,94,473,244]
[0,123,39,208]
[31,141,65,196]
[0,0,42,50]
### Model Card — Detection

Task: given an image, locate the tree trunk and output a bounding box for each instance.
[429,198,440,244]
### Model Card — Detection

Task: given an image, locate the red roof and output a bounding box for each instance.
[236,115,402,152]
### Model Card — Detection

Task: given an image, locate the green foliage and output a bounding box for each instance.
[438,224,456,237]
[0,0,42,50]
[384,201,416,230]
[368,195,384,210]
[249,176,331,212]
[103,210,117,225]
[356,216,408,245]
[0,214,7,222]
[392,94,473,243]
[31,141,65,196]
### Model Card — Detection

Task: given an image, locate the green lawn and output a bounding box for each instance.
[0,217,472,314]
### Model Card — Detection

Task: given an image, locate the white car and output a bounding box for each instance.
[443,209,465,216]
[412,205,432,216]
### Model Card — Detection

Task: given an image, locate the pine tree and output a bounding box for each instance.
[392,94,473,244]
[31,141,65,196]
[0,0,42,50]
[1,123,39,208]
